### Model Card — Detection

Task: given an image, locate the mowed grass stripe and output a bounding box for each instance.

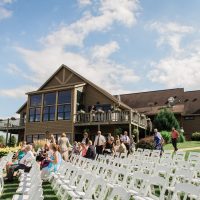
[43,181,59,200]
[0,179,19,200]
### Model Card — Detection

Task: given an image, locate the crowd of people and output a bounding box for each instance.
[3,127,179,182]
[4,130,135,181]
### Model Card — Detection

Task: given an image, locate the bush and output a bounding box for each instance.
[0,147,20,158]
[160,131,171,144]
[154,108,180,131]
[136,136,154,150]
[191,132,200,141]
[178,133,186,143]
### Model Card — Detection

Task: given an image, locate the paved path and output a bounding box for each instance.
[166,146,200,152]
[178,146,200,151]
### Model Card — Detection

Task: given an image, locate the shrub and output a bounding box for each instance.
[160,131,171,144]
[191,132,200,141]
[178,133,186,143]
[136,136,154,150]
[154,108,180,131]
[0,147,20,158]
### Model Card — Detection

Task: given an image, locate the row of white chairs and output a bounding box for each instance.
[12,160,44,200]
[0,152,14,197]
[49,152,200,200]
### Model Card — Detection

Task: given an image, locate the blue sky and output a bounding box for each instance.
[1,0,200,118]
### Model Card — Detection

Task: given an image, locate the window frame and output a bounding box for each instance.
[57,90,71,121]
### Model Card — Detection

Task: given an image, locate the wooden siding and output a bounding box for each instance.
[25,120,73,134]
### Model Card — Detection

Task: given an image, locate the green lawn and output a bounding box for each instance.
[0,178,19,200]
[42,182,59,200]
[0,179,58,200]
[164,141,200,150]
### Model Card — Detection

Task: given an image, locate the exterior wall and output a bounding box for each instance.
[83,85,117,112]
[182,115,200,139]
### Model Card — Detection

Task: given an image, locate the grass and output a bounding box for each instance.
[164,141,200,150]
[0,179,58,200]
[42,181,59,200]
[0,178,19,200]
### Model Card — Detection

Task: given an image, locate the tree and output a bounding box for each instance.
[0,135,5,145]
[9,135,17,147]
[154,108,180,131]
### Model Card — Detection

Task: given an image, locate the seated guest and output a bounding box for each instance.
[72,141,80,155]
[80,142,88,157]
[103,136,114,155]
[7,145,34,181]
[114,139,120,152]
[116,140,127,155]
[84,140,96,160]
[41,144,62,179]
[36,143,50,162]
[6,143,26,174]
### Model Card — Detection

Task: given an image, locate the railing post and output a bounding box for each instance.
[5,118,9,146]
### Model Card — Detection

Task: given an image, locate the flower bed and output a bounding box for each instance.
[0,146,20,158]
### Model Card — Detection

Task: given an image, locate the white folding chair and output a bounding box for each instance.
[171,183,200,200]
[107,185,131,200]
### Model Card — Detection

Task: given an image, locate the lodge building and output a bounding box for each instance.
[1,65,199,143]
[13,65,148,143]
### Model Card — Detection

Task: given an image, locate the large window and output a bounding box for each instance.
[29,94,42,122]
[29,107,41,122]
[30,94,42,107]
[58,90,71,104]
[57,90,71,120]
[43,106,55,121]
[43,92,56,121]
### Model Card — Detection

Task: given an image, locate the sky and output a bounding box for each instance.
[1,0,200,118]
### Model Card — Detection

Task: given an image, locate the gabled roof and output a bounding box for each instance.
[16,102,27,114]
[17,64,132,113]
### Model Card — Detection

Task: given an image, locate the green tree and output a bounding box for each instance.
[0,135,5,145]
[9,135,17,147]
[154,108,180,131]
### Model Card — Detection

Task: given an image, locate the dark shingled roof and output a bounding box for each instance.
[118,88,200,115]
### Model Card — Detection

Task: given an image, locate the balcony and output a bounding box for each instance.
[74,110,148,129]
[0,118,25,131]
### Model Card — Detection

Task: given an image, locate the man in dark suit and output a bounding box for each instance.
[84,140,96,160]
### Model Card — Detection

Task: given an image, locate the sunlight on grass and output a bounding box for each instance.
[164,141,200,150]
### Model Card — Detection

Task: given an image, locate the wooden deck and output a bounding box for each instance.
[0,118,25,131]
[74,110,148,129]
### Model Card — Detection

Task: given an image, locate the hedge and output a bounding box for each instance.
[191,132,200,141]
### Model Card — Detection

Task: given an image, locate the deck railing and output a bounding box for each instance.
[0,118,25,130]
[74,110,148,128]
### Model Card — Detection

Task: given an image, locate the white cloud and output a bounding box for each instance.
[0,0,14,4]
[78,0,91,6]
[14,0,140,94]
[92,41,119,60]
[41,0,139,48]
[16,41,139,94]
[0,0,13,21]
[0,6,12,20]
[149,22,194,52]
[148,22,200,90]
[0,86,36,98]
